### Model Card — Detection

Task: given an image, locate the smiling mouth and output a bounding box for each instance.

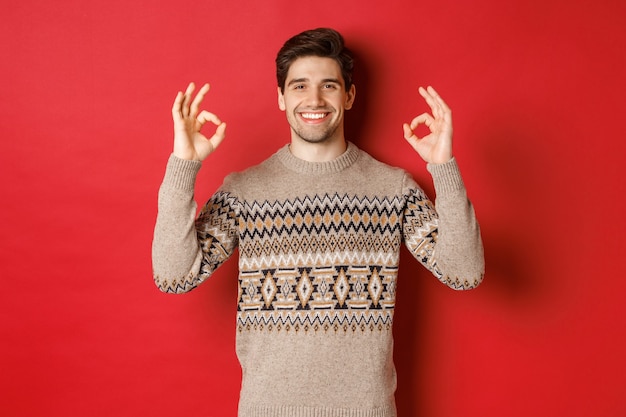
[300,112,329,121]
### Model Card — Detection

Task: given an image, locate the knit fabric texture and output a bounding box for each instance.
[152,142,484,417]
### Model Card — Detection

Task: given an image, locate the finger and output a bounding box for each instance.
[418,86,441,119]
[409,113,434,131]
[172,91,184,120]
[402,123,415,140]
[420,85,449,120]
[403,123,423,154]
[196,110,222,128]
[425,86,442,118]
[419,86,435,104]
[190,83,210,118]
[428,86,451,114]
[182,82,195,117]
[210,122,227,151]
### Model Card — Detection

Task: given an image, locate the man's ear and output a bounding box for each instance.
[277,86,286,111]
[345,84,356,110]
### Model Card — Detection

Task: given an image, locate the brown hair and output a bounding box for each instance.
[276,28,354,93]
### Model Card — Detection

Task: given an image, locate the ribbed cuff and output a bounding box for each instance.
[426,157,465,195]
[162,153,202,192]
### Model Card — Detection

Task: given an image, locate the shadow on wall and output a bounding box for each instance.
[476,116,554,305]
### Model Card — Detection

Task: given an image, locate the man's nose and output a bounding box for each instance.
[306,89,325,107]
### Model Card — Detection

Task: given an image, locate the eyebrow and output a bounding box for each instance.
[287,77,342,86]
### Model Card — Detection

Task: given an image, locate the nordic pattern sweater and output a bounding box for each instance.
[152,142,484,417]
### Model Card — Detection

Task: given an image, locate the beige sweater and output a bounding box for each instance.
[152,142,484,417]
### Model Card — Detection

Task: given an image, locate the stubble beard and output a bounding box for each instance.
[291,124,340,144]
[288,110,340,144]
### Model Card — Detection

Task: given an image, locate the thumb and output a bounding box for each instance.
[209,122,227,152]
[402,123,414,140]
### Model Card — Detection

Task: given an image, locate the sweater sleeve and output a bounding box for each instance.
[151,154,239,293]
[402,158,484,290]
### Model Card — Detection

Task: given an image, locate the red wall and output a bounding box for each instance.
[2,1,625,416]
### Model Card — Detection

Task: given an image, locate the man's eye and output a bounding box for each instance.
[323,84,337,89]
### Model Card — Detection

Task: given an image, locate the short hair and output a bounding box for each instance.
[276,28,354,93]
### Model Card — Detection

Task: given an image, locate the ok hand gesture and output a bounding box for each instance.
[172,82,226,161]
[403,86,453,164]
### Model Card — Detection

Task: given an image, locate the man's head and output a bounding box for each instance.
[276,28,354,94]
[276,28,356,148]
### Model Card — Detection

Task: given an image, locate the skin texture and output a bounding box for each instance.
[172,58,454,165]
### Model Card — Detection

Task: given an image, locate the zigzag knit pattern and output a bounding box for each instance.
[186,188,444,333]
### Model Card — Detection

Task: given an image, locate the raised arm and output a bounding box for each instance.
[402,87,484,289]
[152,83,237,294]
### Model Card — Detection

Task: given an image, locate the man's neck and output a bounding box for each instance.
[288,136,348,162]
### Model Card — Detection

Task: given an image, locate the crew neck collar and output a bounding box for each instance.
[276,142,360,174]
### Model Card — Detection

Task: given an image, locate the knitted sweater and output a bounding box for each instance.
[152,142,484,417]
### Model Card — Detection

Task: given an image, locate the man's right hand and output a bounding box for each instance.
[172,82,226,161]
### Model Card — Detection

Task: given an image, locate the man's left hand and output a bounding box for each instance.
[403,86,453,164]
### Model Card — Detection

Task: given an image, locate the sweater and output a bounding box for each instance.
[152,142,484,417]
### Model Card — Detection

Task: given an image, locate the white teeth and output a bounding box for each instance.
[301,113,326,120]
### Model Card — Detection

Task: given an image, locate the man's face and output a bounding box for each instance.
[278,56,356,145]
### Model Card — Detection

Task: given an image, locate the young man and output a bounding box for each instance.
[153,28,484,417]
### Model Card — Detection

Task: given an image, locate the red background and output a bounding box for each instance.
[2,1,625,416]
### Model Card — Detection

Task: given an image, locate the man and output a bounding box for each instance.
[153,28,484,417]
